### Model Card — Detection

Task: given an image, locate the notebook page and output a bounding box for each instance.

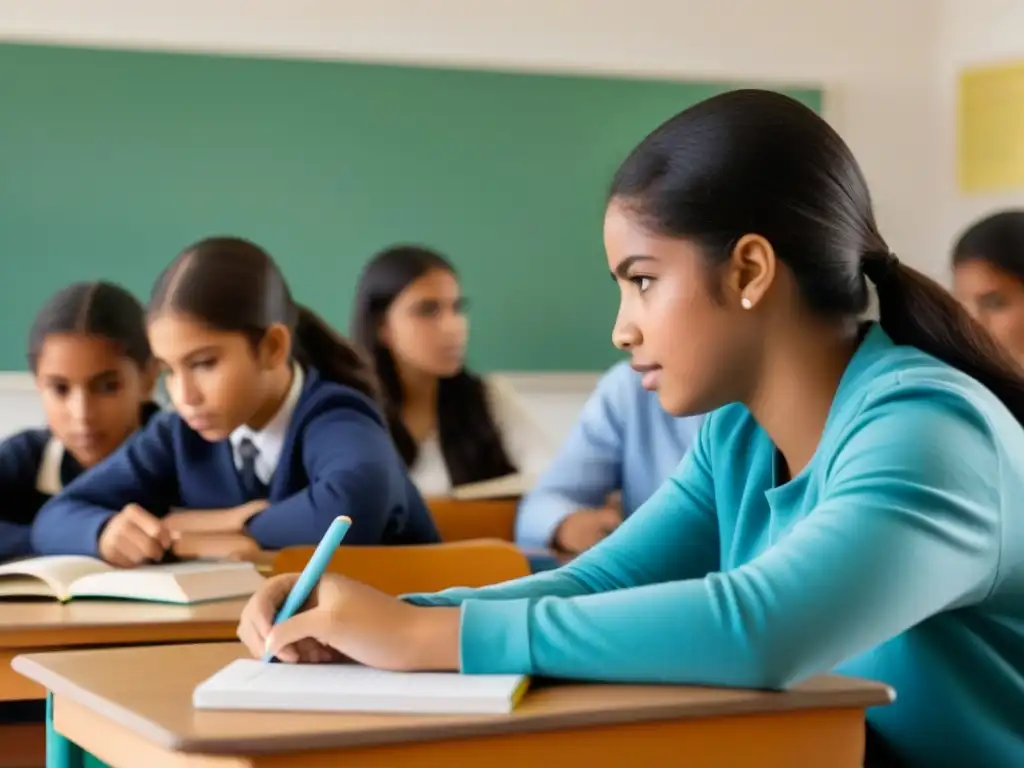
[193,659,527,715]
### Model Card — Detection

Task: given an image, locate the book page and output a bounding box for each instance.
[68,560,265,604]
[0,555,112,600]
[451,473,532,500]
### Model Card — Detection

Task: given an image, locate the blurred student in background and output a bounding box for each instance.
[516,361,702,553]
[0,281,158,726]
[351,245,553,497]
[0,282,159,561]
[952,210,1024,369]
[32,237,438,563]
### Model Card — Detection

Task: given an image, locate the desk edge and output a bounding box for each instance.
[13,649,895,755]
[13,654,184,750]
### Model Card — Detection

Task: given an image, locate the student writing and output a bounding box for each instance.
[951,210,1024,369]
[350,245,553,497]
[32,237,439,565]
[0,282,159,560]
[239,91,1024,767]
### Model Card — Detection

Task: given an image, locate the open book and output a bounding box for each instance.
[0,556,265,604]
[451,473,534,501]
[193,659,530,715]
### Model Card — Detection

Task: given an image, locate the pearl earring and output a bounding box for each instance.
[741,297,753,310]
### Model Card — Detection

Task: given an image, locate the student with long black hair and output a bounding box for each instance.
[952,210,1024,368]
[350,245,552,496]
[0,282,159,560]
[239,92,1024,766]
[32,237,439,563]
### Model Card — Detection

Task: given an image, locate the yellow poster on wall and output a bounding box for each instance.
[958,60,1024,193]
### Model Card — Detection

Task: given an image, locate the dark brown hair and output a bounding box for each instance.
[149,236,379,401]
[952,210,1024,283]
[350,244,516,485]
[611,89,1024,418]
[29,281,151,371]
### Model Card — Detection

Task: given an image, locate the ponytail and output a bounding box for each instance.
[603,89,1024,424]
[864,251,1024,423]
[293,304,381,404]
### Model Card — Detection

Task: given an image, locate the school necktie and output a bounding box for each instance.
[237,437,270,500]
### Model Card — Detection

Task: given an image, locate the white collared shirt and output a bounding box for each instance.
[228,365,304,485]
[35,437,66,495]
[407,375,555,497]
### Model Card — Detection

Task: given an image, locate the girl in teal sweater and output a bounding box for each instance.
[238,90,1024,766]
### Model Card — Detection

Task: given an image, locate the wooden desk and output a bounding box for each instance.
[0,599,246,702]
[15,642,893,767]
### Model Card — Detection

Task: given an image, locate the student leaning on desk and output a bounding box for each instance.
[239,90,1024,767]
[31,236,440,564]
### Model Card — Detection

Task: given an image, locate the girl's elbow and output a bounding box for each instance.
[29,516,54,553]
[742,645,829,691]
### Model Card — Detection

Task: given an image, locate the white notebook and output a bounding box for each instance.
[193,659,530,715]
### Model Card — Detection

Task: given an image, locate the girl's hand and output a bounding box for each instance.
[164,500,269,535]
[554,506,622,553]
[236,573,461,671]
[98,503,172,567]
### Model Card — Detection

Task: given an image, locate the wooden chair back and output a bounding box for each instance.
[426,498,519,541]
[271,539,531,595]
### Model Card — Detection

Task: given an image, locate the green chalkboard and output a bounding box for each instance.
[0,43,820,371]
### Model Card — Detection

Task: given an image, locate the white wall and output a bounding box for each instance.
[0,375,46,437]
[0,0,942,277]
[936,0,1024,265]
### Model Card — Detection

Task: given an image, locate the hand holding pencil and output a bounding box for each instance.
[235,516,461,672]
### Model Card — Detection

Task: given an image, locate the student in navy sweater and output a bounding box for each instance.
[0,282,159,561]
[31,237,439,565]
[0,282,158,725]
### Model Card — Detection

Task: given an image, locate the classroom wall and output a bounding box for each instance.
[0,0,943,438]
[936,0,1024,262]
[0,0,942,277]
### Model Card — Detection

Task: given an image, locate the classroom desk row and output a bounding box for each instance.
[3,544,895,768]
[0,495,530,767]
[0,536,554,767]
[16,642,893,767]
[1,536,556,705]
[0,599,247,768]
[0,506,891,767]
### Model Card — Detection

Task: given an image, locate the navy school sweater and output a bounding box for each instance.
[31,368,440,556]
[0,403,161,560]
